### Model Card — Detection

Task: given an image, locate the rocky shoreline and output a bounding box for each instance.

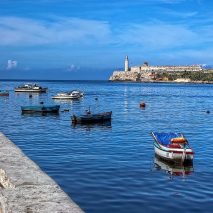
[109,79,213,84]
[109,70,213,84]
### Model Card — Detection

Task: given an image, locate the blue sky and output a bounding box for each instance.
[0,0,213,80]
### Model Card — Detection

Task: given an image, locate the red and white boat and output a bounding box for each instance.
[151,132,194,163]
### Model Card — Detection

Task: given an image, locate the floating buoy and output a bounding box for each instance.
[40,101,44,104]
[64,109,69,112]
[29,94,32,98]
[206,110,210,114]
[140,102,146,108]
[95,97,98,101]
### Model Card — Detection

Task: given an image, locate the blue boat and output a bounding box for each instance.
[21,105,60,113]
[0,90,9,96]
[71,110,112,124]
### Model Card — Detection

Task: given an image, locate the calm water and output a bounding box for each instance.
[0,80,213,213]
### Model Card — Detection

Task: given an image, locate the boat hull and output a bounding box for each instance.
[15,88,47,93]
[21,105,60,113]
[72,111,112,124]
[154,145,194,162]
[52,95,80,99]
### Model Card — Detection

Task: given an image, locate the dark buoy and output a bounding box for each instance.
[64,109,69,112]
[140,102,146,108]
[95,97,98,101]
[29,94,32,98]
[40,101,44,104]
[206,110,210,114]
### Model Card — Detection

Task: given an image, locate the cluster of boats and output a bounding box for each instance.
[1,82,195,165]
[14,83,113,125]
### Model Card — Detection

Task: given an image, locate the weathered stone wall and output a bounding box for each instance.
[0,132,84,213]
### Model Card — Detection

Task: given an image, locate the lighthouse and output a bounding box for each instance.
[125,56,129,72]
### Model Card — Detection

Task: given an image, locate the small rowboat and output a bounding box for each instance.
[21,105,60,113]
[151,132,194,163]
[0,90,9,96]
[72,111,112,124]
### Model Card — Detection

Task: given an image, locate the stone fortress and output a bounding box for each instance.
[109,56,203,82]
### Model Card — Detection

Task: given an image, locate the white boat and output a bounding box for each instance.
[151,132,194,163]
[15,83,47,93]
[52,90,83,100]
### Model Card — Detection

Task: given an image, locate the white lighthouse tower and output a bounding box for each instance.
[125,55,129,72]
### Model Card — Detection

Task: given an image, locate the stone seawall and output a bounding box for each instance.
[0,132,84,213]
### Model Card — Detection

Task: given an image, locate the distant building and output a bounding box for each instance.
[124,56,129,72]
[110,56,205,81]
[123,56,203,73]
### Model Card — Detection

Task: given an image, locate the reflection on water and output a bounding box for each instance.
[53,99,82,104]
[15,92,42,97]
[154,156,194,178]
[72,121,112,131]
[21,112,60,117]
[1,81,213,213]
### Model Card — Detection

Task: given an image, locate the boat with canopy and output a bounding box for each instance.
[151,132,194,163]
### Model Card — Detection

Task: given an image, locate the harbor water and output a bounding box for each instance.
[0,80,213,213]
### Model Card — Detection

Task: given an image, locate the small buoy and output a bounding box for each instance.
[140,102,146,108]
[64,109,69,112]
[29,94,32,98]
[40,101,44,104]
[95,97,98,101]
[206,110,210,114]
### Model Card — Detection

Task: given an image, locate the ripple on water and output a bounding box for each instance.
[1,81,213,213]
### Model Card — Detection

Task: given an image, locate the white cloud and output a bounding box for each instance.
[7,59,18,70]
[0,16,111,46]
[117,23,197,49]
[162,9,198,18]
[66,64,80,72]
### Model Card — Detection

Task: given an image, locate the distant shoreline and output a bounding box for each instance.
[1,78,213,84]
[109,80,213,84]
[0,79,108,82]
